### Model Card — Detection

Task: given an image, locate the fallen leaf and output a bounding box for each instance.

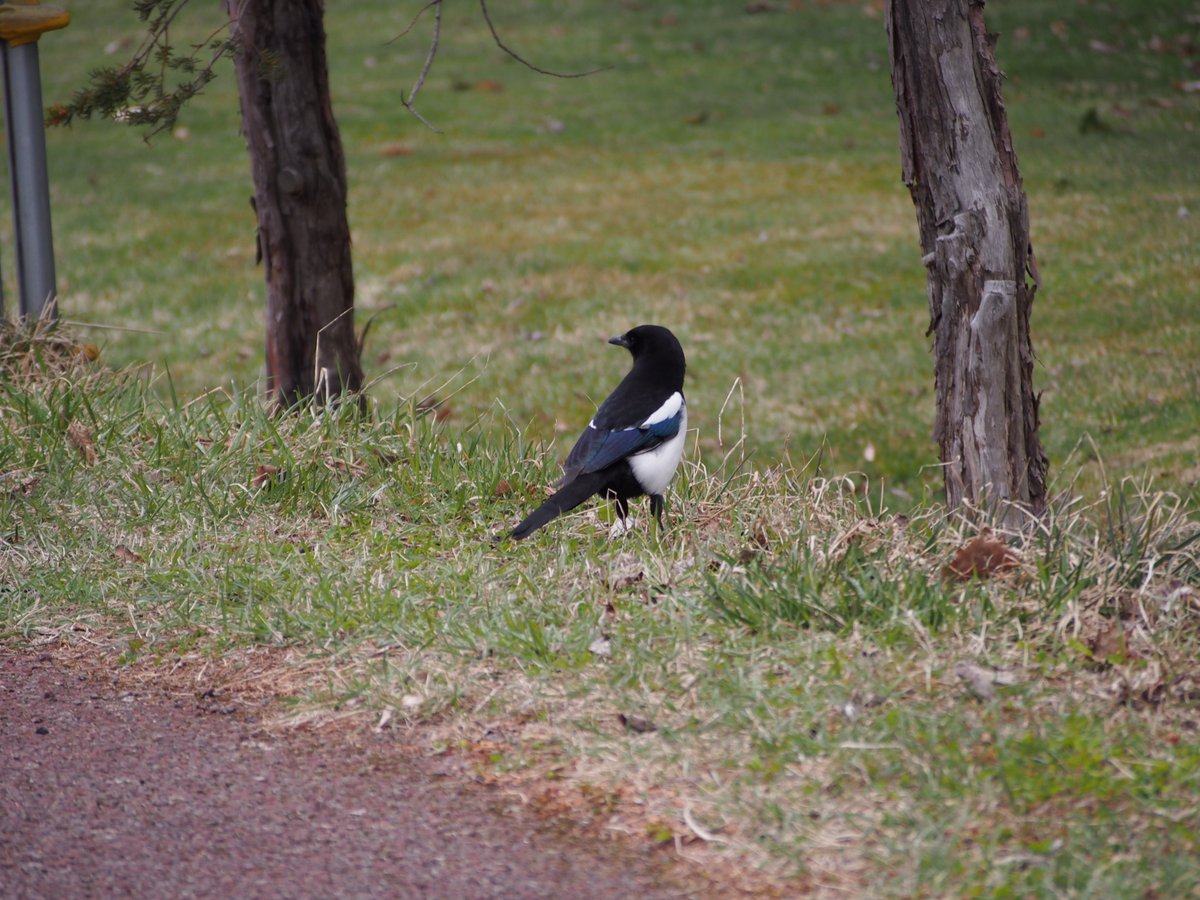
[114,545,144,564]
[1088,39,1117,54]
[66,422,97,466]
[473,79,504,93]
[416,395,452,421]
[681,110,710,126]
[657,13,678,26]
[954,661,1020,700]
[745,1,774,13]
[1148,96,1175,109]
[7,477,39,498]
[251,464,281,488]
[1176,80,1200,93]
[1079,107,1111,134]
[943,532,1020,581]
[379,143,414,157]
[619,713,657,734]
[1112,658,1166,707]
[1030,126,1046,139]
[588,636,612,658]
[493,479,512,498]
[604,552,644,590]
[1088,620,1133,666]
[326,457,366,477]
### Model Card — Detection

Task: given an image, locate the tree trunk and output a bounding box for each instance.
[886,0,1047,526]
[227,0,362,408]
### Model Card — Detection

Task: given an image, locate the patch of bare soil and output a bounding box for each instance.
[0,647,722,899]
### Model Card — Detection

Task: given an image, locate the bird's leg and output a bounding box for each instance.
[649,494,665,530]
[614,496,630,526]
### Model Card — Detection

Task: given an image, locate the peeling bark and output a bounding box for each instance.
[227,0,363,408]
[887,0,1047,524]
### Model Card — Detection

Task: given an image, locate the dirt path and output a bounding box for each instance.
[0,650,705,899]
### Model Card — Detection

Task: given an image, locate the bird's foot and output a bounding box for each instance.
[608,517,638,539]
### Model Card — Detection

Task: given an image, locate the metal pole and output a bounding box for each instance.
[0,1,70,324]
[3,40,55,320]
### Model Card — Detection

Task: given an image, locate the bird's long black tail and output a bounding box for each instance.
[511,472,607,540]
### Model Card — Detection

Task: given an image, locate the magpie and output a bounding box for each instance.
[510,324,687,540]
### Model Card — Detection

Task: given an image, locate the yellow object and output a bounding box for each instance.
[0,1,70,48]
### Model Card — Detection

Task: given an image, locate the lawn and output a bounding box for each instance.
[3,0,1200,894]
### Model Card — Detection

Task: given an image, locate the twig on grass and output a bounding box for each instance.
[400,0,444,132]
[387,0,440,44]
[478,0,611,79]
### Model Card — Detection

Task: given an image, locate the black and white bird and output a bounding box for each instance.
[510,324,687,540]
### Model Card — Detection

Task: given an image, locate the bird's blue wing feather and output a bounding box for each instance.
[562,407,683,480]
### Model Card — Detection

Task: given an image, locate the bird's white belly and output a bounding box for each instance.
[629,406,687,496]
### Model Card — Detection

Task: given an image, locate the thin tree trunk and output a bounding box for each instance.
[227,0,362,408]
[886,0,1047,525]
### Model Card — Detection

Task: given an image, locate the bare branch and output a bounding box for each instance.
[387,0,440,45]
[400,0,443,133]
[478,0,610,78]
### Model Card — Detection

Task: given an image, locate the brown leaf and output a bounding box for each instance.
[66,422,97,466]
[114,545,144,564]
[822,102,841,116]
[745,1,774,13]
[473,79,504,93]
[1029,126,1046,139]
[251,464,282,488]
[7,476,39,499]
[1148,96,1175,109]
[493,479,512,498]
[681,110,710,126]
[1089,620,1132,665]
[943,532,1020,581]
[604,552,645,591]
[379,143,414,157]
[324,456,366,478]
[416,395,452,421]
[618,713,657,734]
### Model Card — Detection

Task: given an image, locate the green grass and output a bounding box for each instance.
[3,334,1199,893]
[12,0,1197,504]
[3,0,1200,893]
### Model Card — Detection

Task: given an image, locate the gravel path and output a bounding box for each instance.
[0,651,699,899]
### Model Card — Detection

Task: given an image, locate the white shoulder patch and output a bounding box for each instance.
[640,392,683,428]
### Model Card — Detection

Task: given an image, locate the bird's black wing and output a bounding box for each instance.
[560,391,684,482]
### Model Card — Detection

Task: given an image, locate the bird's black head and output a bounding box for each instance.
[608,324,684,361]
[608,325,686,382]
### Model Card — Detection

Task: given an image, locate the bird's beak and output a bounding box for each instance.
[608,334,631,348]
